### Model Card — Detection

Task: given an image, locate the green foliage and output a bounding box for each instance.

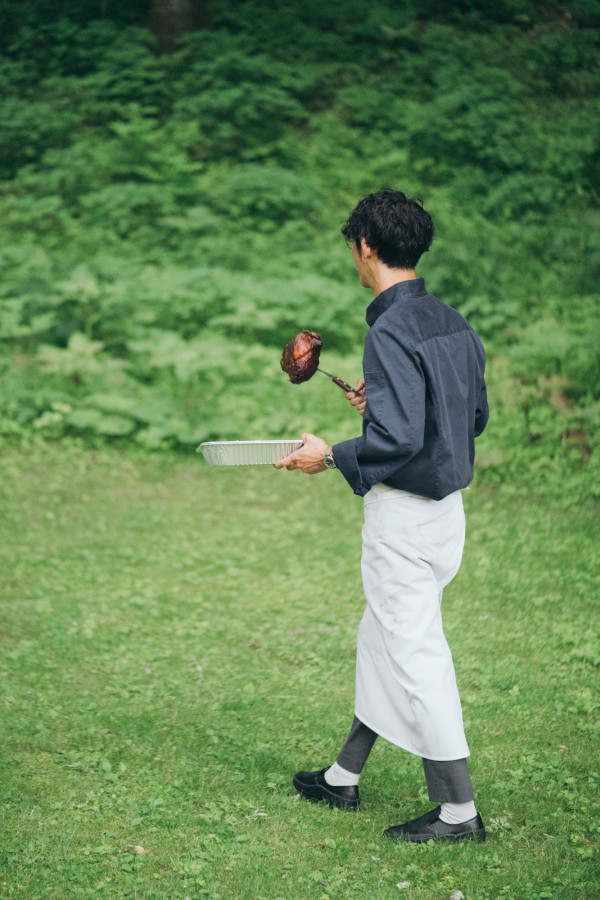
[0,98,79,178]
[170,42,315,162]
[413,0,535,24]
[0,0,598,493]
[202,164,322,230]
[0,2,148,66]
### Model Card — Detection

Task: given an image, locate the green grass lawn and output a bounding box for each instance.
[0,442,598,900]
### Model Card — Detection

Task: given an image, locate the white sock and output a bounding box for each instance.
[439,800,477,824]
[324,761,360,787]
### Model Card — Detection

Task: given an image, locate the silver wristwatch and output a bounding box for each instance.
[323,450,337,469]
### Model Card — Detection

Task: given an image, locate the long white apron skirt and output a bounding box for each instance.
[355,483,470,761]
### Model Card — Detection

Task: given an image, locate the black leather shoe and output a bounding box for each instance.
[384,806,485,843]
[293,767,360,810]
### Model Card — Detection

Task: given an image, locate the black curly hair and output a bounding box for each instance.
[341,188,434,269]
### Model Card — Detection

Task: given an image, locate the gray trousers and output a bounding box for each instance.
[336,716,474,803]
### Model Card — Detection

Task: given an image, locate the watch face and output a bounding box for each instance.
[324,454,336,469]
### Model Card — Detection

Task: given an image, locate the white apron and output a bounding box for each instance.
[355,483,470,761]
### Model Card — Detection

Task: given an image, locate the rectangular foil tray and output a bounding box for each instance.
[198,439,303,467]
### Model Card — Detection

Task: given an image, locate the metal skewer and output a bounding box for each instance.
[317,368,356,393]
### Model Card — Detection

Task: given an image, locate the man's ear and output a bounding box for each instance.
[359,237,374,258]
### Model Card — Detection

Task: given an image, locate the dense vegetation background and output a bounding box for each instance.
[0,0,599,498]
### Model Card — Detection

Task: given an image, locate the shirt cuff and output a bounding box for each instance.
[331,438,368,497]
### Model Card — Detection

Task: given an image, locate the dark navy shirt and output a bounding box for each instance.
[333,278,489,500]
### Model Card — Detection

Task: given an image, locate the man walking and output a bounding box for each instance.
[275,188,489,843]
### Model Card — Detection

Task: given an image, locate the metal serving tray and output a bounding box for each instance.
[198,439,303,467]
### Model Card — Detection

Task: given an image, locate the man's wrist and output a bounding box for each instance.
[323,446,337,469]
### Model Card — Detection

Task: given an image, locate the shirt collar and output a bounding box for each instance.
[365,278,427,327]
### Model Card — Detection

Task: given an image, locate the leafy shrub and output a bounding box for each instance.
[169,48,313,162]
[206,273,366,351]
[522,24,600,97]
[207,0,386,64]
[413,0,536,26]
[0,8,149,76]
[334,86,405,132]
[506,317,600,404]
[78,183,180,239]
[202,164,322,231]
[0,98,79,179]
[56,29,170,122]
[404,67,528,174]
[173,84,307,164]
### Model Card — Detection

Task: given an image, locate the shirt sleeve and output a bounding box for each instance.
[332,325,426,496]
[474,381,489,437]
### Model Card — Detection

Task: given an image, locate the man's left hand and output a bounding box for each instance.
[274,433,329,474]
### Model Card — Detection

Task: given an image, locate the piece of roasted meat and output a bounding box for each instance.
[280,330,323,384]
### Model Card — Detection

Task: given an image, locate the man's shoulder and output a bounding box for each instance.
[376,290,474,343]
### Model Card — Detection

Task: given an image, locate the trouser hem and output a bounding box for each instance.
[336,716,378,774]
[422,756,475,803]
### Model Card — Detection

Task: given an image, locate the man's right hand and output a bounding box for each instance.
[347,379,366,416]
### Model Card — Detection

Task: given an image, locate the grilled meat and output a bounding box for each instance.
[280,330,323,384]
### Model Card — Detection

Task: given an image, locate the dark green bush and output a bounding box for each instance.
[202,165,322,231]
[0,98,79,178]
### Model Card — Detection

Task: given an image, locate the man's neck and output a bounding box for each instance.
[370,267,417,297]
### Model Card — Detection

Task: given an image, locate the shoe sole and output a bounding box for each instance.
[385,828,485,843]
[292,775,360,810]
